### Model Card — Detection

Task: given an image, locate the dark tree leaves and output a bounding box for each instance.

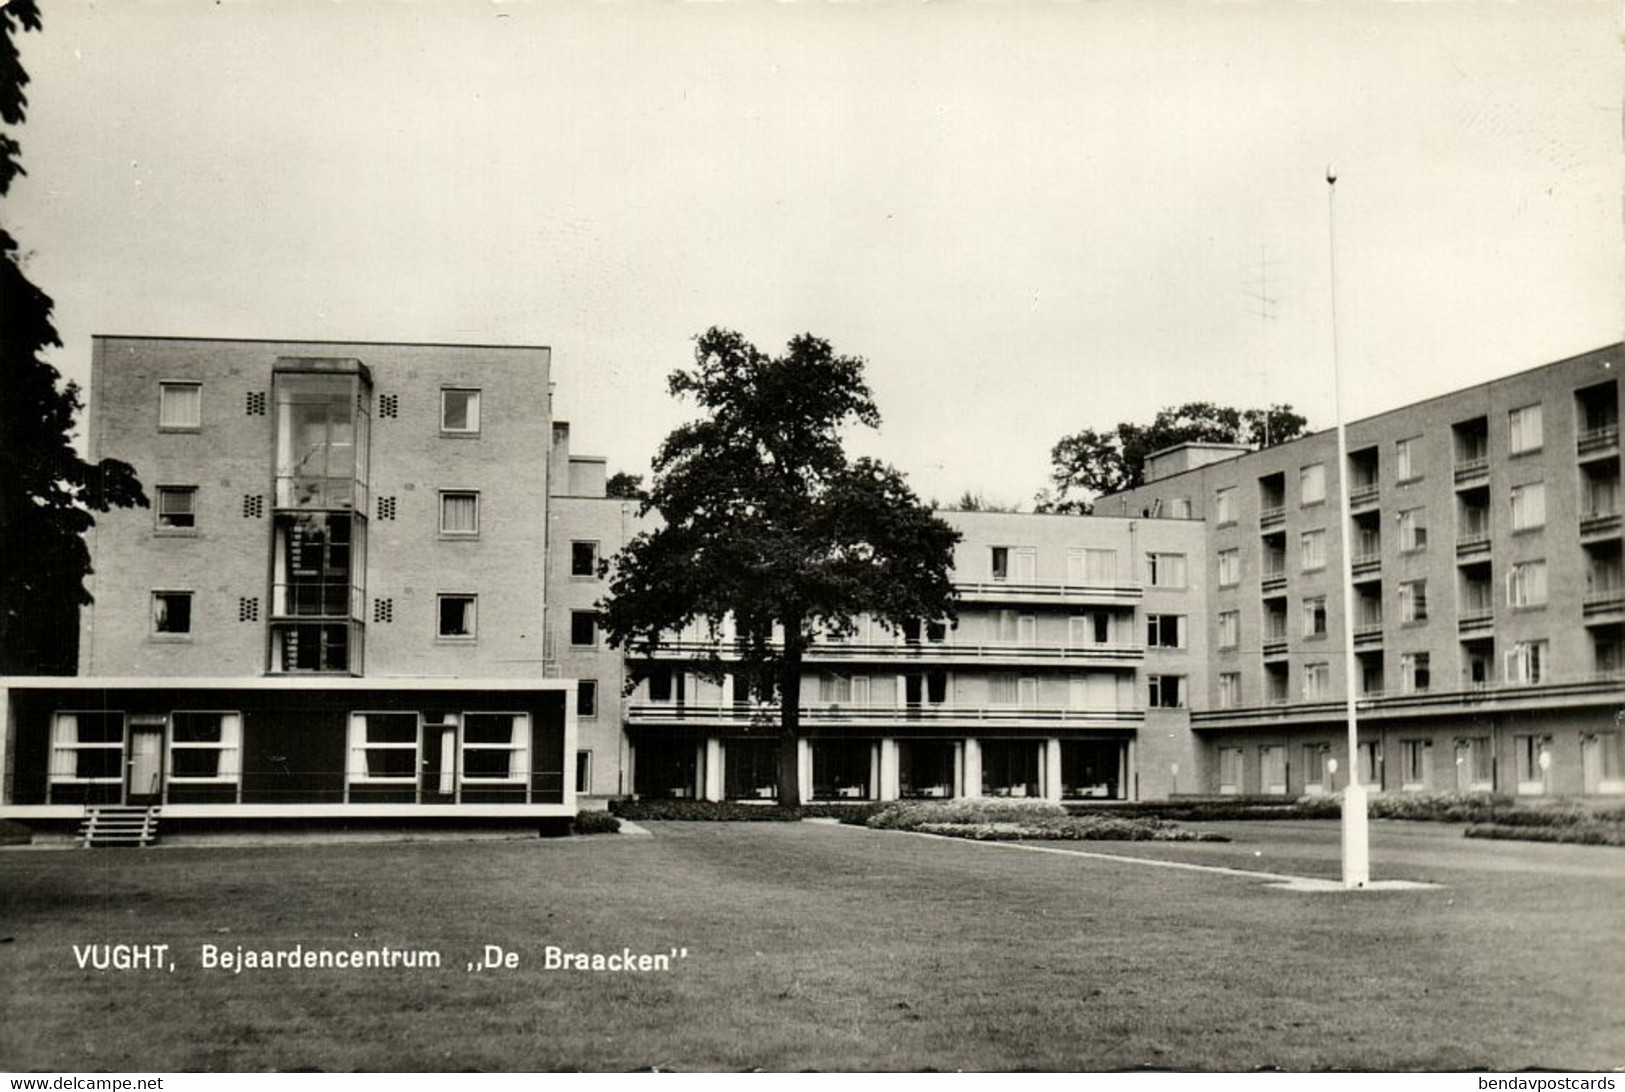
[1037,402,1309,514]
[597,327,960,804]
[1,5,147,673]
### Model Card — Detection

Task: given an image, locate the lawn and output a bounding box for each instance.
[0,820,1620,1072]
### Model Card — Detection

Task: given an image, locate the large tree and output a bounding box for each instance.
[1,0,146,673]
[1036,401,1308,514]
[598,328,961,805]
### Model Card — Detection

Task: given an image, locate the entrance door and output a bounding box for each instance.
[421,720,457,804]
[127,724,165,805]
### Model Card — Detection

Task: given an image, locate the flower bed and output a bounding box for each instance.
[867,799,1227,842]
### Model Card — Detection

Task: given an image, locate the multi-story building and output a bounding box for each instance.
[1098,343,1623,799]
[549,420,1207,804]
[0,337,577,828]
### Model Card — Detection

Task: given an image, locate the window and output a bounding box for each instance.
[348,712,418,783]
[1508,403,1542,455]
[440,388,481,434]
[1217,611,1240,650]
[1302,596,1327,638]
[1214,487,1235,525]
[578,680,598,719]
[1507,560,1548,608]
[1217,549,1240,588]
[438,594,477,639]
[576,751,593,795]
[1218,672,1241,708]
[462,713,530,783]
[1082,549,1117,582]
[571,541,598,577]
[49,712,125,786]
[1401,739,1431,788]
[1218,747,1244,794]
[1400,652,1431,694]
[1395,437,1421,482]
[152,591,192,636]
[1300,529,1326,572]
[1398,508,1427,552]
[990,546,1035,583]
[1510,482,1546,532]
[1144,552,1187,588]
[169,712,242,782]
[1458,736,1493,786]
[993,610,1036,645]
[988,673,1036,707]
[1146,675,1185,708]
[1514,733,1553,791]
[439,491,479,536]
[1303,661,1330,699]
[569,610,597,647]
[1399,580,1429,623]
[1146,614,1186,649]
[819,673,853,704]
[156,486,197,530]
[158,381,202,430]
[1505,640,1549,685]
[1169,497,1192,519]
[1069,612,1111,647]
[1358,741,1381,786]
[1300,463,1326,505]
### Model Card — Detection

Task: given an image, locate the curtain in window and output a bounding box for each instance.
[442,494,478,533]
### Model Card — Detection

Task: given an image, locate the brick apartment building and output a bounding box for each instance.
[1098,344,1622,798]
[0,337,1617,834]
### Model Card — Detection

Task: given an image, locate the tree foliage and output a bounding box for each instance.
[1,0,147,673]
[604,471,648,501]
[597,328,961,804]
[1036,402,1308,514]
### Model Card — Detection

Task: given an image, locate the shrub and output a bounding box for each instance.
[573,811,621,835]
[609,800,804,822]
[1465,823,1625,847]
[867,800,1226,842]
[868,798,1066,830]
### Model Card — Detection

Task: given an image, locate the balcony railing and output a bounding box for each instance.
[1579,509,1622,539]
[647,639,1147,665]
[1457,607,1494,631]
[1348,485,1380,509]
[1455,530,1491,557]
[1262,637,1289,658]
[1454,457,1489,486]
[1578,424,1619,455]
[1583,587,1625,614]
[954,580,1142,604]
[1351,553,1382,576]
[1354,623,1384,646]
[1261,565,1287,593]
[625,703,1146,727]
[1259,505,1286,528]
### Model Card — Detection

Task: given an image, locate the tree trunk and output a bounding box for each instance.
[777,635,804,807]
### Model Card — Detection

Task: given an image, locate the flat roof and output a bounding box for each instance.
[1,676,572,692]
[93,334,553,352]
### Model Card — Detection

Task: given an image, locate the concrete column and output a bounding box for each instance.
[962,737,983,799]
[797,737,813,802]
[1044,738,1063,803]
[879,738,900,801]
[0,684,11,806]
[1127,736,1138,801]
[721,673,734,707]
[953,741,965,798]
[704,737,723,802]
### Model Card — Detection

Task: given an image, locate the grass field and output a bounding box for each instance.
[1,820,1620,1072]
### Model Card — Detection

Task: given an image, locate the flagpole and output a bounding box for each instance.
[1328,167,1370,889]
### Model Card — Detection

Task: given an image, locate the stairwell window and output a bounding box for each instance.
[1398,508,1427,552]
[1507,561,1548,608]
[169,712,242,782]
[156,486,198,531]
[1300,529,1327,572]
[1144,552,1187,588]
[440,388,481,435]
[1218,610,1240,650]
[438,594,477,640]
[1300,463,1326,506]
[439,491,480,537]
[1218,672,1241,708]
[1147,674,1185,709]
[1508,404,1542,455]
[1399,580,1429,624]
[1400,652,1431,694]
[1510,482,1546,532]
[1217,549,1240,588]
[159,381,202,431]
[152,591,193,636]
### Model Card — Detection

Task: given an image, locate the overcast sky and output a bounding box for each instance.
[7,2,1620,506]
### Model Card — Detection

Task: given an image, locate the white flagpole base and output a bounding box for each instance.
[1342,781,1370,889]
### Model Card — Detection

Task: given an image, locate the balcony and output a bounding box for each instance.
[1577,423,1619,459]
[1262,636,1289,659]
[1580,509,1622,542]
[650,639,1148,667]
[625,703,1146,729]
[1455,530,1491,560]
[1354,623,1384,647]
[1453,458,1489,488]
[1351,557,1383,582]
[954,580,1142,607]
[1260,568,1287,594]
[1457,608,1494,633]
[1583,587,1625,618]
[1348,485,1380,511]
[1259,505,1285,529]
